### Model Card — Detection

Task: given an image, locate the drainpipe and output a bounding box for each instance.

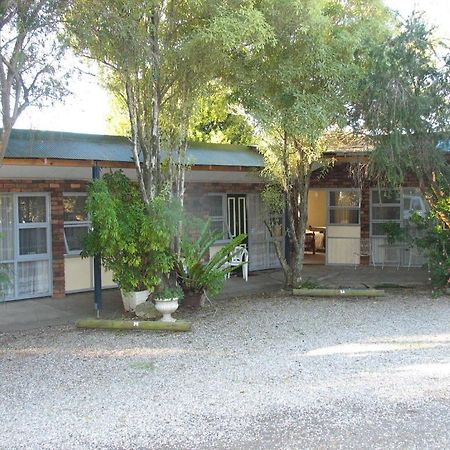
[92,163,102,317]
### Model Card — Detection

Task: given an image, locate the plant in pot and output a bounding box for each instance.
[82,172,176,312]
[173,219,247,307]
[153,286,184,322]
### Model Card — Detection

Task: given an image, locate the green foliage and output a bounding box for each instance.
[81,171,179,293]
[261,184,284,217]
[354,13,450,225]
[0,266,11,300]
[382,222,408,245]
[411,202,450,290]
[0,235,11,298]
[226,0,390,286]
[66,0,272,202]
[189,86,256,145]
[173,219,246,297]
[0,0,70,160]
[299,279,322,289]
[154,286,184,301]
[382,200,450,290]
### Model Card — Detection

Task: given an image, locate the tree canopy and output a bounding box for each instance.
[353,13,450,227]
[228,0,391,287]
[67,0,271,203]
[0,0,69,161]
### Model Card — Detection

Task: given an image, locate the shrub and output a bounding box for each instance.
[410,198,449,290]
[82,172,179,293]
[174,219,247,297]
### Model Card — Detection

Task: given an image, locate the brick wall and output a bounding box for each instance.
[0,180,89,298]
[0,167,422,296]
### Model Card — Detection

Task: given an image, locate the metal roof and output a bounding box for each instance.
[5,129,264,168]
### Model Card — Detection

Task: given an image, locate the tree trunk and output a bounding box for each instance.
[287,144,311,289]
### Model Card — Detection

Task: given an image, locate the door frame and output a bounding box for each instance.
[1,192,53,300]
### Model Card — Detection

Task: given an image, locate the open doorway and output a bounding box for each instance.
[305,189,327,265]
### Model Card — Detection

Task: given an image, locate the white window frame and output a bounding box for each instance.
[63,193,90,256]
[0,193,53,300]
[370,188,402,237]
[327,189,361,226]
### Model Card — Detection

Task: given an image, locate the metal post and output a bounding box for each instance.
[92,164,102,317]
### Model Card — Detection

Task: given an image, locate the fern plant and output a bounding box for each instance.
[173,220,247,297]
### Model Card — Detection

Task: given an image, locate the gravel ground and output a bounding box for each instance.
[1,290,450,450]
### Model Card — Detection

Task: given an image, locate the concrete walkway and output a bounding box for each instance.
[0,266,429,332]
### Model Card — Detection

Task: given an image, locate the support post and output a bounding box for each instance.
[92,164,102,317]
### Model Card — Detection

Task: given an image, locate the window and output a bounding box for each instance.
[17,195,48,257]
[0,194,51,300]
[328,190,360,225]
[371,189,400,236]
[402,188,427,222]
[205,194,226,238]
[63,194,90,254]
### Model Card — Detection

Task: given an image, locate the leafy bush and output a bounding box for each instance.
[410,199,449,290]
[383,197,450,290]
[174,219,247,297]
[154,287,184,301]
[82,172,179,293]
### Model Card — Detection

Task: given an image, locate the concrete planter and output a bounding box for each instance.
[154,299,179,322]
[121,290,150,312]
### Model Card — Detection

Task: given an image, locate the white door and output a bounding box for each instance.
[326,189,361,265]
[0,194,52,300]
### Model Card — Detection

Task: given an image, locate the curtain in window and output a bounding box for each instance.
[18,261,50,296]
[0,195,14,261]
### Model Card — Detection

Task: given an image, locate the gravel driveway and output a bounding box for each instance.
[1,291,450,450]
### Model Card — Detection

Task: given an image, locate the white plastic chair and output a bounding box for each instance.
[225,246,249,281]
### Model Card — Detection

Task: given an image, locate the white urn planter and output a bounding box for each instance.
[154,299,179,322]
[121,290,150,312]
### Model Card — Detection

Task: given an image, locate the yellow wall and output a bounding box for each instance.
[64,256,117,292]
[65,257,92,292]
[308,190,327,227]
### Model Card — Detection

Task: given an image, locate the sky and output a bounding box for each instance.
[14,0,450,136]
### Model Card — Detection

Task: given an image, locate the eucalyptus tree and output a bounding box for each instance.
[353,14,450,228]
[189,86,256,145]
[0,0,69,162]
[231,0,391,287]
[67,0,271,204]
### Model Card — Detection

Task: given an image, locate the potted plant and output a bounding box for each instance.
[82,172,176,312]
[153,287,183,322]
[173,220,247,307]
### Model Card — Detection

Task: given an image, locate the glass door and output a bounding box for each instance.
[227,194,248,244]
[0,194,52,300]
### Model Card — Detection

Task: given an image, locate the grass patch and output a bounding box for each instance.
[299,278,323,289]
[129,361,155,371]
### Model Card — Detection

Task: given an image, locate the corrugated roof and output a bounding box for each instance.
[5,129,264,167]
